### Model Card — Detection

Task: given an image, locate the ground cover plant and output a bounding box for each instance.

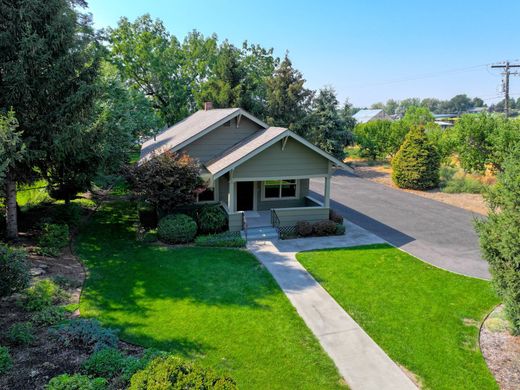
[77,201,345,389]
[298,244,499,390]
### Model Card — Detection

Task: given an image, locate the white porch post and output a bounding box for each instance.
[324,175,331,208]
[229,170,236,212]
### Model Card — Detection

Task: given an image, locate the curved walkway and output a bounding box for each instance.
[248,222,417,390]
[310,170,490,279]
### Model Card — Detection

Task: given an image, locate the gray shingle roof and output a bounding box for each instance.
[140,108,240,163]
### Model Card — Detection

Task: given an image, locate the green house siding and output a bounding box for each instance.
[181,116,262,163]
[232,138,330,179]
[273,207,330,227]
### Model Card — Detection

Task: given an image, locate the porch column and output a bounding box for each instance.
[324,175,331,208]
[229,180,236,212]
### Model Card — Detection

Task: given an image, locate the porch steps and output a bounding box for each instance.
[244,226,278,241]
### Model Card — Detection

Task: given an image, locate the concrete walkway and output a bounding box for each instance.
[248,221,417,390]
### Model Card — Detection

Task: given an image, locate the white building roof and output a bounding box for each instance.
[353,109,384,124]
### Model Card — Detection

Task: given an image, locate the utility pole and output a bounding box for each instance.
[491,61,520,117]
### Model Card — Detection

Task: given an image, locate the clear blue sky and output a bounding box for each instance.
[88,0,519,107]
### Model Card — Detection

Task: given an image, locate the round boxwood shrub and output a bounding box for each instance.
[129,355,236,390]
[198,206,227,234]
[312,220,337,236]
[0,244,30,298]
[157,214,197,244]
[392,126,440,190]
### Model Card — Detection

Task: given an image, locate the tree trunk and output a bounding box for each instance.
[5,171,18,240]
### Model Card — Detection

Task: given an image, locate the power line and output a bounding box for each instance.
[491,61,520,117]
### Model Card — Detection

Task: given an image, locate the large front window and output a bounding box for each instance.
[263,180,297,199]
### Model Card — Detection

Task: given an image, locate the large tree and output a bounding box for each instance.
[308,87,347,159]
[265,54,313,135]
[0,0,101,235]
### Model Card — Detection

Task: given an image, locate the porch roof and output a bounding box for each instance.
[205,127,350,178]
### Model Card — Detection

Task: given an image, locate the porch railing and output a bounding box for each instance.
[270,209,281,238]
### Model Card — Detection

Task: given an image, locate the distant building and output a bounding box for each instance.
[434,120,454,130]
[353,109,390,124]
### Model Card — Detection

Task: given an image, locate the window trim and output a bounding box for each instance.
[260,179,299,201]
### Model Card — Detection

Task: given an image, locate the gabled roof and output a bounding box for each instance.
[139,108,268,163]
[206,127,350,178]
[353,109,384,124]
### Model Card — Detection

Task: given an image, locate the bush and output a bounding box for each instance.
[82,348,126,378]
[0,244,30,297]
[38,223,69,257]
[439,166,484,194]
[0,346,12,375]
[52,275,82,289]
[5,322,35,346]
[21,279,68,311]
[48,203,82,227]
[476,151,520,334]
[295,221,313,237]
[129,355,237,390]
[32,306,68,326]
[137,202,158,230]
[354,120,393,159]
[312,220,337,236]
[392,126,440,190]
[197,205,227,234]
[128,151,205,213]
[194,231,245,248]
[329,209,343,224]
[335,223,346,235]
[157,214,197,244]
[46,374,107,390]
[52,319,118,352]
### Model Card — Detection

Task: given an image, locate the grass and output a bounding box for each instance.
[77,201,345,389]
[17,180,50,208]
[298,244,499,390]
[439,166,489,194]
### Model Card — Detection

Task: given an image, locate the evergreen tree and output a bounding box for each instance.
[265,54,313,135]
[0,0,101,233]
[392,127,440,190]
[308,87,347,159]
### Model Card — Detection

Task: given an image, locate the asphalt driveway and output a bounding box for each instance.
[310,170,490,279]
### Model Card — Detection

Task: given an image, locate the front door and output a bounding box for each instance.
[236,181,254,211]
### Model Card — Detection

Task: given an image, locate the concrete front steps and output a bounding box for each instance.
[244,226,278,241]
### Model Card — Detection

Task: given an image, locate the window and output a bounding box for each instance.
[263,180,297,200]
[197,188,215,202]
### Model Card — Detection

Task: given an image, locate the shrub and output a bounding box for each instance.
[38,223,70,257]
[128,151,205,213]
[157,214,197,244]
[0,346,12,375]
[129,355,237,390]
[21,279,68,311]
[439,167,484,194]
[32,306,68,326]
[5,322,35,345]
[0,244,30,297]
[117,349,167,387]
[82,348,126,378]
[353,120,393,159]
[48,203,82,227]
[52,319,118,352]
[392,126,440,190]
[335,223,346,235]
[197,205,227,234]
[476,151,520,334]
[329,209,343,224]
[296,221,313,237]
[194,231,245,248]
[137,202,158,230]
[52,275,82,289]
[45,374,107,390]
[312,220,337,236]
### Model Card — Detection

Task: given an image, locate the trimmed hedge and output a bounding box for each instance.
[129,355,237,390]
[392,126,440,190]
[294,220,344,238]
[194,232,245,248]
[197,205,227,234]
[313,220,338,236]
[157,214,197,244]
[295,221,313,237]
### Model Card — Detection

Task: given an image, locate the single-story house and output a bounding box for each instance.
[352,109,390,124]
[140,104,349,234]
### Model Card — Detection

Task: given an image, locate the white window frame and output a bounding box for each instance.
[260,179,299,201]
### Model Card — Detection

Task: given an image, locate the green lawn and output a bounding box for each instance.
[298,244,499,390]
[77,202,345,389]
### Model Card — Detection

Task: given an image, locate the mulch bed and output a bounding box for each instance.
[0,234,142,389]
[480,305,520,390]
